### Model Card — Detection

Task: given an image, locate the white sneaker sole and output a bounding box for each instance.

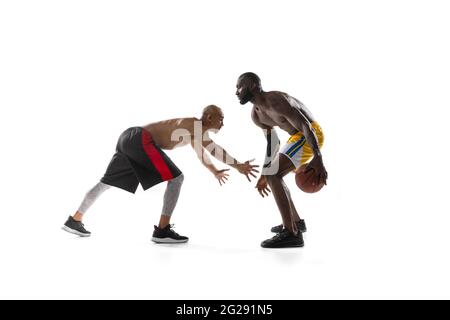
[151,237,188,244]
[62,225,91,237]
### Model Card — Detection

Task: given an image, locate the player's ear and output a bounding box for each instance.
[249,81,258,91]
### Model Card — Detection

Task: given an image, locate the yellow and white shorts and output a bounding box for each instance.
[280,122,324,170]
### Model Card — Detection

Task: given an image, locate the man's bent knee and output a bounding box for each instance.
[169,173,184,186]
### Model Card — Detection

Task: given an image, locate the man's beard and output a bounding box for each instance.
[239,90,253,105]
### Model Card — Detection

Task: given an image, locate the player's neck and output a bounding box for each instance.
[251,90,265,105]
[200,119,212,133]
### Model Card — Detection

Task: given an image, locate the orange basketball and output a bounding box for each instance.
[295,164,325,193]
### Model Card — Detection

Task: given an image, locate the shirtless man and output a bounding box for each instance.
[235,73,327,248]
[62,105,258,243]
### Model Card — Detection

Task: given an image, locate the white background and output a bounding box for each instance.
[1,0,449,299]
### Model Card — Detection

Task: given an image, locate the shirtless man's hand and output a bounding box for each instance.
[214,169,230,186]
[234,159,259,182]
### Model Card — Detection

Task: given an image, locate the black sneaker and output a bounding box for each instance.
[151,224,189,244]
[62,216,91,237]
[261,229,304,248]
[271,219,307,234]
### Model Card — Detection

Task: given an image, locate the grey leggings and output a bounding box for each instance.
[77,174,184,217]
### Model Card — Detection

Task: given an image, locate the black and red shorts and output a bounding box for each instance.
[101,127,182,193]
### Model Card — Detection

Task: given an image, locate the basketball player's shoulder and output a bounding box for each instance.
[265,91,289,104]
[278,92,307,112]
[265,91,287,102]
[173,117,196,132]
[182,117,197,123]
[266,91,292,113]
[178,117,197,125]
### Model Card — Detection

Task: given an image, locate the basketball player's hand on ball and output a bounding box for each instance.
[235,159,259,182]
[214,169,230,186]
[305,157,328,186]
[255,175,271,198]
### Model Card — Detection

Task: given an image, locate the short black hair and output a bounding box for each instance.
[239,72,261,83]
[238,72,262,90]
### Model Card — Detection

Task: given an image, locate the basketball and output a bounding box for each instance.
[295,164,325,193]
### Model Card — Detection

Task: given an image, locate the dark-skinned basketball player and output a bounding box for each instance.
[235,72,327,248]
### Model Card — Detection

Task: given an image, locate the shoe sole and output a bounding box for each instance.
[261,243,304,248]
[151,237,188,244]
[261,245,304,249]
[271,228,307,233]
[61,225,91,237]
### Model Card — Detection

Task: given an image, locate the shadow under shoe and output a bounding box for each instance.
[62,216,91,237]
[151,224,189,244]
[271,219,307,234]
[261,229,304,248]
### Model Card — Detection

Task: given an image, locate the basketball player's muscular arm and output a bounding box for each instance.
[273,100,328,185]
[252,109,278,197]
[251,109,280,172]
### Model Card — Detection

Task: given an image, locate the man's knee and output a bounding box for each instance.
[87,182,110,197]
[170,173,184,186]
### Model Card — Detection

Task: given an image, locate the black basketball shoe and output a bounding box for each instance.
[261,229,304,248]
[62,216,91,237]
[151,224,189,244]
[271,219,307,234]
